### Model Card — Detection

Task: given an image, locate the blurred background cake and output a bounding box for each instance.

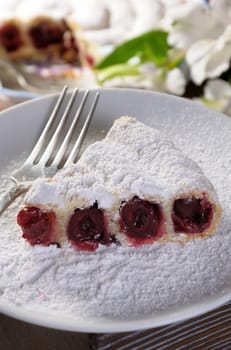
[0,0,231,117]
[0,0,95,66]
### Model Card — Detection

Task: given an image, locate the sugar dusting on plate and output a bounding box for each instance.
[0,154,230,320]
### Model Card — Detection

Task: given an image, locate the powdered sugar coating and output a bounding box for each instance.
[83,116,215,198]
[25,116,217,206]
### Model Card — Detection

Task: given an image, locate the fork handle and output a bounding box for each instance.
[0,182,31,215]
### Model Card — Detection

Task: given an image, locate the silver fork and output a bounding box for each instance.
[0,86,99,215]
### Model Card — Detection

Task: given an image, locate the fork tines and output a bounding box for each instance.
[25,86,99,171]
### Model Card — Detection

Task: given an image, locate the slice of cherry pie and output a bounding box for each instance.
[17,116,222,251]
[0,3,94,65]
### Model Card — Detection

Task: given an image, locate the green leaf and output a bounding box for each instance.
[96,64,139,84]
[199,97,224,111]
[166,50,185,70]
[96,30,170,69]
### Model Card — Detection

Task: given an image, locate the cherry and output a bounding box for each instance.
[29,22,63,49]
[0,24,23,52]
[172,196,213,233]
[17,207,55,245]
[85,54,94,66]
[67,203,110,251]
[119,197,163,244]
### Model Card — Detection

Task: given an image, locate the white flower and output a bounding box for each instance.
[210,0,231,26]
[165,67,186,95]
[204,79,231,101]
[138,63,186,95]
[186,26,231,85]
[196,79,231,116]
[166,1,224,49]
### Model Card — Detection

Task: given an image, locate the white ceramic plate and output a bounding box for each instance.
[0,88,230,333]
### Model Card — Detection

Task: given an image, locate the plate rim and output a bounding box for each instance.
[0,87,230,333]
[0,292,231,333]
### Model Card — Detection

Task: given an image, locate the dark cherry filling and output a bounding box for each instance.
[0,24,23,52]
[85,54,95,67]
[60,22,80,63]
[29,22,64,49]
[17,207,55,245]
[172,196,213,233]
[119,196,164,245]
[67,203,111,251]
